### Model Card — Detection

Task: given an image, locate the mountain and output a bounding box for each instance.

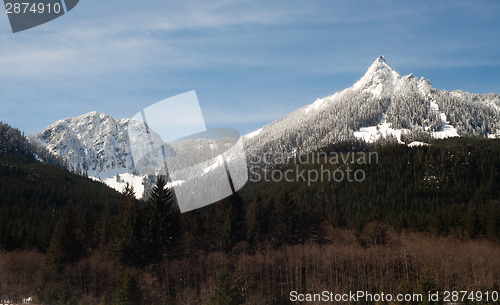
[28,112,239,198]
[244,56,499,154]
[27,111,168,197]
[28,111,139,177]
[29,56,500,192]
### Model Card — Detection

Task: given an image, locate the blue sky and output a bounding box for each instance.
[0,0,499,135]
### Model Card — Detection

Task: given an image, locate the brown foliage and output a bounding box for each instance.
[0,250,45,303]
[2,230,500,304]
[135,229,500,304]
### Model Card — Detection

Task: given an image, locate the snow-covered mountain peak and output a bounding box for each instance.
[30,56,500,197]
[245,56,499,155]
[29,111,136,178]
[369,55,392,70]
[47,111,111,130]
[353,56,400,98]
[375,55,386,64]
[417,77,433,97]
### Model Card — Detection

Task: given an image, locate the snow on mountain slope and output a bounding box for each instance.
[30,56,499,194]
[246,128,262,139]
[353,114,407,144]
[29,112,240,198]
[407,141,430,147]
[29,111,133,176]
[244,56,499,154]
[429,101,459,139]
[28,111,166,197]
[352,55,400,98]
[90,173,144,199]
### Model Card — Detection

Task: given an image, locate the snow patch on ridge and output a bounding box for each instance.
[90,172,145,199]
[312,97,327,110]
[354,114,407,144]
[90,171,184,199]
[429,101,460,139]
[432,112,459,139]
[408,141,430,147]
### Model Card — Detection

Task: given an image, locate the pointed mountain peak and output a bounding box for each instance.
[376,55,386,64]
[367,55,392,71]
[353,56,399,96]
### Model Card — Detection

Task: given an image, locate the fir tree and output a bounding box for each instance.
[391,278,413,305]
[146,175,181,263]
[47,205,82,271]
[115,183,146,267]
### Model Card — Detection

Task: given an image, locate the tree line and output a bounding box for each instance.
[0,123,499,304]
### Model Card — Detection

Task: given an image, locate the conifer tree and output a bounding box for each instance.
[47,204,82,271]
[98,202,112,250]
[390,278,413,305]
[465,206,483,238]
[146,175,180,263]
[115,183,146,267]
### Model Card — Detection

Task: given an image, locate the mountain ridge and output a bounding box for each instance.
[29,56,500,189]
[244,56,499,152]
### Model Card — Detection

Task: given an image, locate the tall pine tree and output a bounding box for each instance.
[115,183,147,267]
[47,204,82,271]
[146,176,180,263]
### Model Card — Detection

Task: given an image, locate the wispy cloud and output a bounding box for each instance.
[0,0,442,80]
[1,0,499,134]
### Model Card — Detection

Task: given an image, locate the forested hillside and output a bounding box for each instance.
[242,138,500,238]
[1,134,499,304]
[0,122,121,251]
[1,121,63,165]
